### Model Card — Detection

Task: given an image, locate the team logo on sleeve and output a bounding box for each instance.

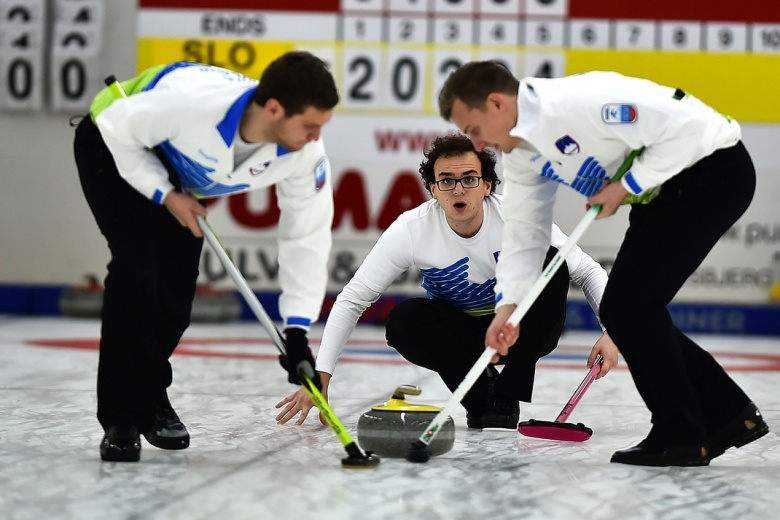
[315,158,328,191]
[602,104,638,123]
[555,135,580,155]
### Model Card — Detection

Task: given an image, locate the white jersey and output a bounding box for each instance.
[315,195,608,375]
[93,63,333,329]
[496,71,741,307]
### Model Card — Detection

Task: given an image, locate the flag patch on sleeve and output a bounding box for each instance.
[602,104,637,123]
[315,158,328,191]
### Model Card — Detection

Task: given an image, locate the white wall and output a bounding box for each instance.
[0,1,136,285]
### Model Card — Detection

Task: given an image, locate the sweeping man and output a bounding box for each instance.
[73,51,338,462]
[276,133,619,429]
[438,61,768,466]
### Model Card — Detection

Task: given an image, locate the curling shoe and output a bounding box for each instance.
[479,394,520,430]
[467,368,511,429]
[143,404,190,450]
[611,439,710,467]
[466,412,483,429]
[466,393,520,431]
[708,402,769,459]
[100,425,141,462]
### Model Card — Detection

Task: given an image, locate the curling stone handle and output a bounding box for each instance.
[391,385,421,400]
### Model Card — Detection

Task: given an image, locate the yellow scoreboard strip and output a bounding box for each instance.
[137,37,780,123]
[137,38,295,80]
[568,50,780,124]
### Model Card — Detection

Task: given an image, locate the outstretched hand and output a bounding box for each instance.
[275,372,331,426]
[164,191,207,237]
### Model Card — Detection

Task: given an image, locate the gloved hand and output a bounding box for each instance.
[279,328,322,390]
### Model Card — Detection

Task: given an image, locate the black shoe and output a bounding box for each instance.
[611,439,710,467]
[708,402,769,459]
[466,412,483,429]
[465,367,501,429]
[481,394,520,430]
[143,404,190,450]
[100,425,141,462]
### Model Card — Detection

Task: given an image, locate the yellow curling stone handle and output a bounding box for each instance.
[371,384,441,412]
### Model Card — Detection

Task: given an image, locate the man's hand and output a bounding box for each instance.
[587,331,620,379]
[279,328,322,390]
[586,180,629,220]
[163,191,207,237]
[485,304,520,362]
[275,372,331,426]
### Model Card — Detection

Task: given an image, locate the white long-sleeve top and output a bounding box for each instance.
[315,195,607,375]
[495,71,741,308]
[92,62,333,329]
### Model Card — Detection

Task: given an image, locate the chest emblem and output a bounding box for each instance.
[555,135,580,155]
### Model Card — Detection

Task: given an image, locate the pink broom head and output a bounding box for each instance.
[518,420,593,442]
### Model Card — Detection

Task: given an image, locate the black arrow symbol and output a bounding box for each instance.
[62,32,87,47]
[7,6,31,21]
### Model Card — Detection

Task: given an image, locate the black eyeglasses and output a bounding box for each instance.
[433,176,483,191]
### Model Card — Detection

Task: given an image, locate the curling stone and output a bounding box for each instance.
[357,385,455,458]
[59,275,104,318]
[189,285,242,323]
[59,277,241,323]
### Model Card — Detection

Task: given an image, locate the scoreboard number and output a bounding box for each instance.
[342,15,383,42]
[430,50,473,113]
[0,0,46,110]
[388,17,426,43]
[433,18,473,45]
[524,19,565,47]
[49,0,104,111]
[705,23,747,52]
[479,19,519,46]
[342,47,383,109]
[614,20,656,49]
[569,19,610,49]
[660,22,702,51]
[524,52,565,79]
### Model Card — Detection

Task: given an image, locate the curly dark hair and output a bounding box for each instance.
[253,51,339,116]
[439,61,519,121]
[419,133,501,196]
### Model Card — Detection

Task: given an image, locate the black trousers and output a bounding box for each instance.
[74,119,203,431]
[385,247,569,416]
[600,142,756,445]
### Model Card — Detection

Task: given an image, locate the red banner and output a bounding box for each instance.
[139,0,339,12]
[569,0,780,23]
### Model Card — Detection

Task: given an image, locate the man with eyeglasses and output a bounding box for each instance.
[275,133,619,430]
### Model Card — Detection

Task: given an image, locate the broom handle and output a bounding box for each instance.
[196,216,286,354]
[555,355,602,423]
[197,215,374,459]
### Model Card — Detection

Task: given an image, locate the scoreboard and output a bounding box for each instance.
[132,0,780,309]
[2,0,778,120]
[136,0,780,122]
